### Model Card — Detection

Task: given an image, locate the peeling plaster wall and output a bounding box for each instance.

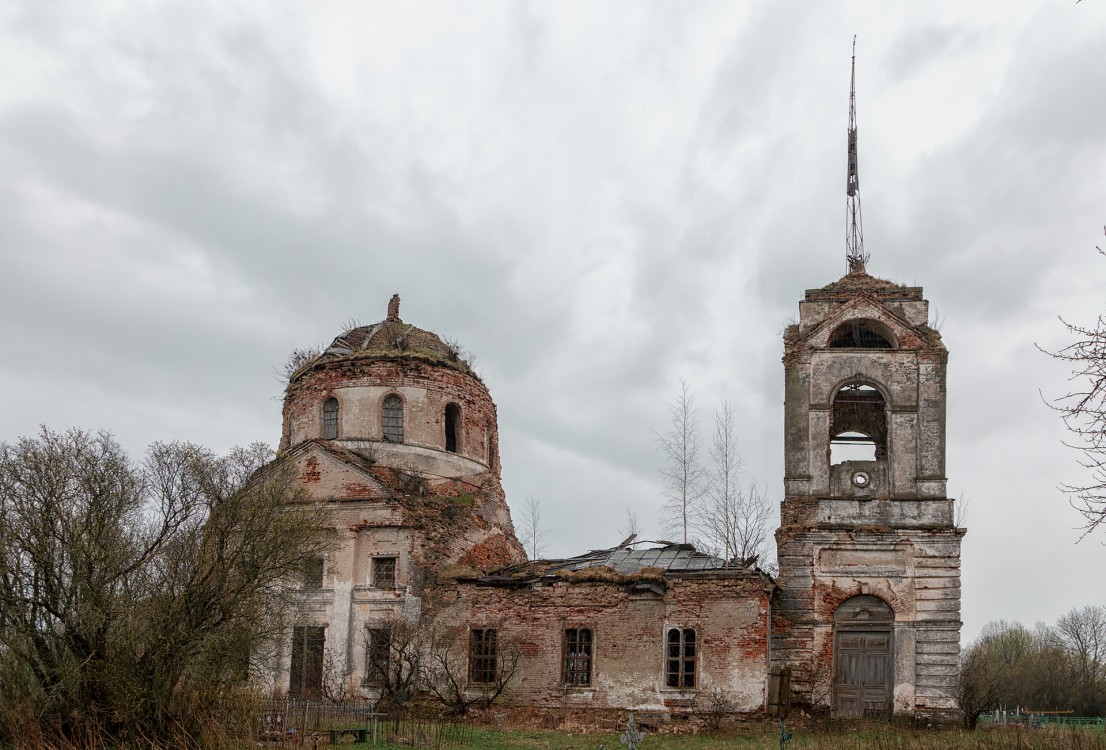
[281,357,500,473]
[436,575,773,714]
[263,336,523,697]
[774,274,963,719]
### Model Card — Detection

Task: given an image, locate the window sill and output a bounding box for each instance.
[662,695,697,709]
[562,688,595,702]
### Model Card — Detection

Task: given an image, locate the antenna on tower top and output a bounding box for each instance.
[845,36,868,275]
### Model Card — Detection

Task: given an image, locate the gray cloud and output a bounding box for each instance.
[1,0,1105,643]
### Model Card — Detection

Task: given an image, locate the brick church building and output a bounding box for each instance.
[261,262,963,719]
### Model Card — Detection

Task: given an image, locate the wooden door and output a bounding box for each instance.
[834,630,891,719]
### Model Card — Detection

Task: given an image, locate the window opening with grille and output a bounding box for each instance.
[289,626,325,699]
[665,628,696,689]
[322,397,339,440]
[301,557,324,590]
[372,557,397,589]
[563,628,593,686]
[365,627,391,685]
[470,628,497,684]
[382,395,404,442]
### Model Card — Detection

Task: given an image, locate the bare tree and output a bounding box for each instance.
[697,400,772,566]
[958,622,1026,729]
[281,345,323,382]
[0,428,330,747]
[421,625,520,716]
[618,506,640,543]
[958,637,1008,730]
[957,621,1043,728]
[954,492,970,527]
[363,615,424,717]
[1045,238,1106,536]
[1055,605,1106,714]
[656,380,705,544]
[320,648,355,704]
[517,495,548,560]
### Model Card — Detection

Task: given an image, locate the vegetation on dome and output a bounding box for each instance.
[810,270,923,300]
[282,319,480,386]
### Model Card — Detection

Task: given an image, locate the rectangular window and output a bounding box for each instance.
[563,628,593,687]
[302,557,324,590]
[665,628,696,689]
[365,627,391,685]
[289,626,325,699]
[372,556,397,589]
[469,628,497,684]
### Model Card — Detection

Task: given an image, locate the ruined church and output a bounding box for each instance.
[260,60,963,720]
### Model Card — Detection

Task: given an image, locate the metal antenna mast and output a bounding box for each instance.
[845,36,868,274]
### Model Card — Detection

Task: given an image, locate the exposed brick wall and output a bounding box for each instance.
[281,356,499,471]
[289,443,524,575]
[774,273,962,720]
[436,574,773,714]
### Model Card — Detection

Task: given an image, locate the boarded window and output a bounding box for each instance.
[322,397,339,440]
[302,557,324,590]
[445,403,461,453]
[372,557,397,589]
[665,628,696,689]
[382,395,404,443]
[365,627,391,685]
[563,628,593,686]
[469,628,497,684]
[289,626,325,699]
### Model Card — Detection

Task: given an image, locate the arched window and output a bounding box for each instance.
[829,319,894,349]
[830,384,886,465]
[445,403,461,453]
[665,628,696,689]
[382,395,404,443]
[321,398,339,440]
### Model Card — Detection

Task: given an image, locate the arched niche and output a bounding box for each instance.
[834,595,894,627]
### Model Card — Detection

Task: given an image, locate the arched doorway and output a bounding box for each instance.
[833,595,893,719]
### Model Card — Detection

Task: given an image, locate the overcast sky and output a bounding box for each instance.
[2,1,1105,644]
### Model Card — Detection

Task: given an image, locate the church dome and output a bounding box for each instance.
[289,295,478,384]
[278,295,498,475]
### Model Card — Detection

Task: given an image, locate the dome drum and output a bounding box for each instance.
[281,348,499,473]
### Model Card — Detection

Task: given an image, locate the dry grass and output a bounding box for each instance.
[413,724,1106,750]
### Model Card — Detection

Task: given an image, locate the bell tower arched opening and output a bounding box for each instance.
[828,319,895,349]
[829,384,886,466]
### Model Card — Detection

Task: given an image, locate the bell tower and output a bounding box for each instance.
[771,42,963,719]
